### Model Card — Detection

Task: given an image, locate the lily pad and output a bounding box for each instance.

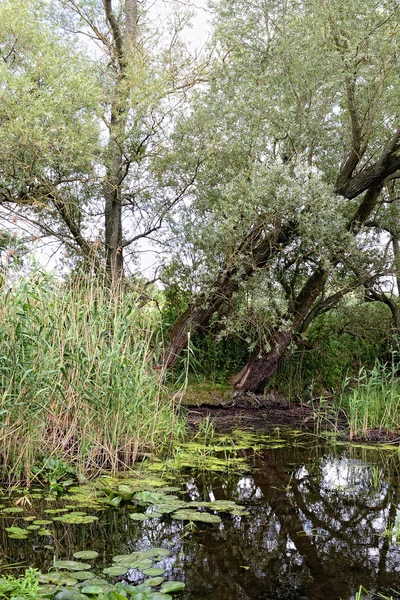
[77,585,104,595]
[112,554,133,563]
[172,510,221,524]
[73,551,99,560]
[160,581,185,593]
[53,514,99,524]
[142,568,165,577]
[40,573,79,586]
[129,559,152,570]
[33,519,53,525]
[5,526,28,535]
[146,577,164,587]
[53,560,92,571]
[3,507,24,513]
[70,572,96,581]
[103,566,128,576]
[129,513,148,521]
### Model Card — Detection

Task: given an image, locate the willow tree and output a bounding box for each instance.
[162,0,400,391]
[0,0,200,284]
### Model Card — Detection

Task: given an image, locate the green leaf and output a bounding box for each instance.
[160,581,185,593]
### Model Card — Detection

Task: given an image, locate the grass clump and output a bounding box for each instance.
[341,361,400,440]
[0,272,185,483]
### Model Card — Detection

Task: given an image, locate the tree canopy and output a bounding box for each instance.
[1,0,400,391]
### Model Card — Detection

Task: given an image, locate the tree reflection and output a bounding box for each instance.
[1,443,400,600]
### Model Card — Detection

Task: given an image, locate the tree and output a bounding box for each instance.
[161,0,400,392]
[0,0,201,285]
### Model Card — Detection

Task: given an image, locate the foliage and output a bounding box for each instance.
[266,300,394,399]
[0,568,39,599]
[31,457,76,494]
[0,271,185,482]
[341,360,400,439]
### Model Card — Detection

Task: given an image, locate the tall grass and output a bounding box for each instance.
[0,272,185,482]
[341,360,400,439]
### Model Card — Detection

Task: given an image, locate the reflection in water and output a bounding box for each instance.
[1,437,400,599]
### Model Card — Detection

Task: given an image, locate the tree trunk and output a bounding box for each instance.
[103,0,137,286]
[234,269,327,392]
[162,221,296,368]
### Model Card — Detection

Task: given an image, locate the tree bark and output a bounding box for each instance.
[102,0,137,286]
[233,269,327,392]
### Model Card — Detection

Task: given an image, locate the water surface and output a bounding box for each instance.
[2,430,400,600]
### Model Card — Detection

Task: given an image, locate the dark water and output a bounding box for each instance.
[2,431,400,600]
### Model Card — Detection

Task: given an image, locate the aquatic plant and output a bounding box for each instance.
[340,361,400,439]
[0,567,39,599]
[0,272,185,483]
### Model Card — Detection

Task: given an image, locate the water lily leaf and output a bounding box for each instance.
[129,559,152,570]
[8,533,28,539]
[37,583,59,596]
[142,568,165,577]
[80,578,110,587]
[40,573,79,586]
[130,584,151,594]
[172,510,221,523]
[112,554,133,563]
[160,581,185,593]
[54,588,77,600]
[146,577,164,587]
[26,525,41,530]
[134,491,166,504]
[77,586,104,595]
[33,519,53,525]
[129,513,148,521]
[102,593,128,600]
[103,566,128,576]
[53,560,92,571]
[53,514,99,524]
[23,516,36,521]
[154,502,188,514]
[38,528,52,536]
[3,507,24,513]
[141,548,170,558]
[73,551,99,560]
[70,572,96,581]
[5,526,28,535]
[149,594,171,600]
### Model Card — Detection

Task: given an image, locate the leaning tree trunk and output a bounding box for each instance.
[234,269,327,392]
[234,184,386,393]
[162,221,296,368]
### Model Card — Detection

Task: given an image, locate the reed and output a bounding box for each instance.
[0,272,185,483]
[340,360,400,439]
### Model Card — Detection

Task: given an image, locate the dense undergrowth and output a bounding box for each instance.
[0,273,185,483]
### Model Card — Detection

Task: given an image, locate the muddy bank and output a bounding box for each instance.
[183,390,314,431]
[181,387,400,442]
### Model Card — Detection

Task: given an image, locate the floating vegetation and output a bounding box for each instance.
[73,551,99,560]
[172,509,221,523]
[52,561,92,571]
[52,513,99,524]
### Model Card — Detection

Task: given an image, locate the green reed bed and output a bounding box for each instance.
[340,361,400,440]
[0,273,184,482]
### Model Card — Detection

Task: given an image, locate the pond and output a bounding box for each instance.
[1,429,400,600]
